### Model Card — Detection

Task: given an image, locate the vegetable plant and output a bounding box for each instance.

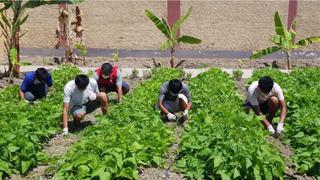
[145,7,201,68]
[54,68,183,179]
[250,11,320,70]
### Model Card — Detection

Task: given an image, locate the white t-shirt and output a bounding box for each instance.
[63,78,99,109]
[247,81,284,106]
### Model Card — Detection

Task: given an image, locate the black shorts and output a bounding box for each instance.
[243,101,269,115]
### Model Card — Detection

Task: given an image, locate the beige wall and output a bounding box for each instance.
[18,0,320,51]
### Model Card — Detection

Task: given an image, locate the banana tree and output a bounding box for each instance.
[0,0,84,75]
[145,7,201,68]
[250,11,320,70]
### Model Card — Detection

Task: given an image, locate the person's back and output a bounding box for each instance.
[19,68,53,102]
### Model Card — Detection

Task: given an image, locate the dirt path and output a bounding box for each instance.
[139,118,187,180]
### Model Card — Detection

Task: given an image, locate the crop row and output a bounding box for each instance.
[175,68,285,179]
[54,68,183,179]
[0,66,81,178]
[249,68,320,177]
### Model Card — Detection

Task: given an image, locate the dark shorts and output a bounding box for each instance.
[243,101,269,115]
[70,100,100,117]
[103,81,130,93]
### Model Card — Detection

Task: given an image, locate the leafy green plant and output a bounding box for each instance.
[74,43,87,65]
[232,69,243,81]
[54,68,183,179]
[0,0,84,74]
[248,68,320,177]
[175,68,284,179]
[0,66,81,178]
[145,7,201,68]
[130,68,139,79]
[250,11,320,70]
[112,51,119,62]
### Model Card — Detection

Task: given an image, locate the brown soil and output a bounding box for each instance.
[0,75,23,89]
[139,115,187,180]
[17,56,320,70]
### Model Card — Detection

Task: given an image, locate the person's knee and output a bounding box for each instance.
[269,96,279,107]
[178,94,188,110]
[98,92,108,103]
[73,113,85,121]
[123,86,130,95]
[24,92,35,101]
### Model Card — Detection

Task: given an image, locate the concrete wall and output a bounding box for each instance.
[10,0,320,52]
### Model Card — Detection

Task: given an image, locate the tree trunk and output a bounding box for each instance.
[170,47,175,68]
[13,31,20,75]
[286,51,291,70]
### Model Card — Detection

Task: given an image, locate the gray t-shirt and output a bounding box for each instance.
[63,78,99,109]
[93,70,122,87]
[159,81,192,102]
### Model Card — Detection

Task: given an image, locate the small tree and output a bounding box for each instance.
[250,11,320,70]
[145,7,201,68]
[0,0,84,75]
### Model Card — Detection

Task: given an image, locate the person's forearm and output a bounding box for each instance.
[279,107,287,123]
[19,90,24,99]
[63,109,68,129]
[159,102,169,115]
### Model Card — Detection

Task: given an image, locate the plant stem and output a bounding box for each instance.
[170,47,175,68]
[286,51,291,70]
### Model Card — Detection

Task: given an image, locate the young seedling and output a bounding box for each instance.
[146,7,201,68]
[250,11,320,70]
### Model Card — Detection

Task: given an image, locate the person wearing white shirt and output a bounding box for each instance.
[244,76,287,135]
[62,74,108,135]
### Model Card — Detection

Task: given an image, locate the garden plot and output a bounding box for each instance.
[0,66,80,179]
[54,68,183,179]
[248,68,320,178]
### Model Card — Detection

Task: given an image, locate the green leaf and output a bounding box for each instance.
[10,48,17,65]
[177,35,201,44]
[8,144,20,152]
[214,155,223,168]
[274,11,285,37]
[145,9,171,39]
[295,36,320,48]
[270,35,285,46]
[172,6,192,41]
[21,160,32,174]
[250,46,281,59]
[246,158,252,169]
[152,156,163,166]
[160,40,171,51]
[130,142,143,152]
[0,160,11,175]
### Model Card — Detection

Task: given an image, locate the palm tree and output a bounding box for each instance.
[250,11,320,70]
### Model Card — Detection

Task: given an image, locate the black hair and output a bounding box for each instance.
[75,74,89,89]
[101,63,113,74]
[258,76,274,92]
[35,68,49,81]
[169,79,182,94]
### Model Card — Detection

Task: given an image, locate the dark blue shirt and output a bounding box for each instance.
[20,72,53,92]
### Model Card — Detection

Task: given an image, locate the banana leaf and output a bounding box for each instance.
[177,35,201,44]
[250,46,282,59]
[145,9,171,39]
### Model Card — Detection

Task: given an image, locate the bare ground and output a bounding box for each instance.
[15,56,320,70]
[139,116,187,180]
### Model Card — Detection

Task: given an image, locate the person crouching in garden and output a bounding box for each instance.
[244,76,287,135]
[157,79,192,122]
[19,67,53,102]
[94,63,130,103]
[62,74,108,135]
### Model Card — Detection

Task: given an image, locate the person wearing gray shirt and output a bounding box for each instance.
[157,79,192,122]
